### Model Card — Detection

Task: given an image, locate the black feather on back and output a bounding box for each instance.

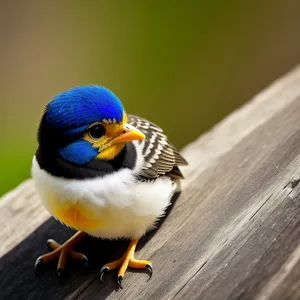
[128,114,188,180]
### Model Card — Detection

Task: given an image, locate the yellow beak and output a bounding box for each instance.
[111,124,145,145]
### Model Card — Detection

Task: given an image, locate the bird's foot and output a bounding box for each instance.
[100,238,152,289]
[34,231,88,280]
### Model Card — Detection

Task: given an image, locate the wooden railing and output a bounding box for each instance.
[1,65,300,300]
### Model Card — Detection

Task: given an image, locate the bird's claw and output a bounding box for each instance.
[117,276,123,289]
[98,239,152,288]
[34,232,88,283]
[100,266,109,283]
[82,255,88,267]
[34,257,43,276]
[57,268,63,278]
[145,264,153,281]
[57,267,67,283]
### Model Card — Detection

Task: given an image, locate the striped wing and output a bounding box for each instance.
[128,114,188,179]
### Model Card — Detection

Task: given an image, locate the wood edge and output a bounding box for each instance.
[181,64,300,180]
[0,179,33,208]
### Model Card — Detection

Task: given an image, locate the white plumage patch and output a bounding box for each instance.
[32,148,174,239]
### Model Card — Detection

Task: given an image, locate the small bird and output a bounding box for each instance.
[32,86,187,288]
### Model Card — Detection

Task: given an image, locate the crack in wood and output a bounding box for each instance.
[222,238,229,246]
[172,260,209,299]
[249,194,274,221]
[72,276,99,300]
[283,178,300,190]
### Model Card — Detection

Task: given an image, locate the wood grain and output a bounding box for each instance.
[1,65,300,300]
[0,180,50,256]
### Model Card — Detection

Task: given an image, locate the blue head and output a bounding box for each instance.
[45,86,124,135]
[38,86,144,165]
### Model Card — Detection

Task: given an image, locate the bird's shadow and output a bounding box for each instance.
[0,192,180,300]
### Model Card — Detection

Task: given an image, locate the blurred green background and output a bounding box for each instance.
[1,1,300,196]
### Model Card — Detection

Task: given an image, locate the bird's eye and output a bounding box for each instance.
[88,125,105,140]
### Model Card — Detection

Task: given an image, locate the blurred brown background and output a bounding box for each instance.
[0,1,300,196]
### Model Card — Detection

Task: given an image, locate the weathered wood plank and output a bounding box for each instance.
[1,65,300,300]
[0,180,50,256]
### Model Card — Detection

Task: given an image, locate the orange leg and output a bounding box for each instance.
[100,238,152,288]
[34,231,88,279]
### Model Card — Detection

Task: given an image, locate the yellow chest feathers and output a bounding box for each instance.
[47,192,103,231]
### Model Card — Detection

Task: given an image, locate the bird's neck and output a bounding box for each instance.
[35,142,137,179]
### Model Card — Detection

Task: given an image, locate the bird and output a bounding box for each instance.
[32,85,188,288]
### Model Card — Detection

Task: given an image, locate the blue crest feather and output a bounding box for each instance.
[45,85,124,134]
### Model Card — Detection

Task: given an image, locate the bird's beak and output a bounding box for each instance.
[111,124,145,145]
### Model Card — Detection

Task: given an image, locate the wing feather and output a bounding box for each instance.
[127,114,188,179]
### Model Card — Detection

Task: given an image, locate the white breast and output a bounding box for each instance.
[31,155,174,239]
